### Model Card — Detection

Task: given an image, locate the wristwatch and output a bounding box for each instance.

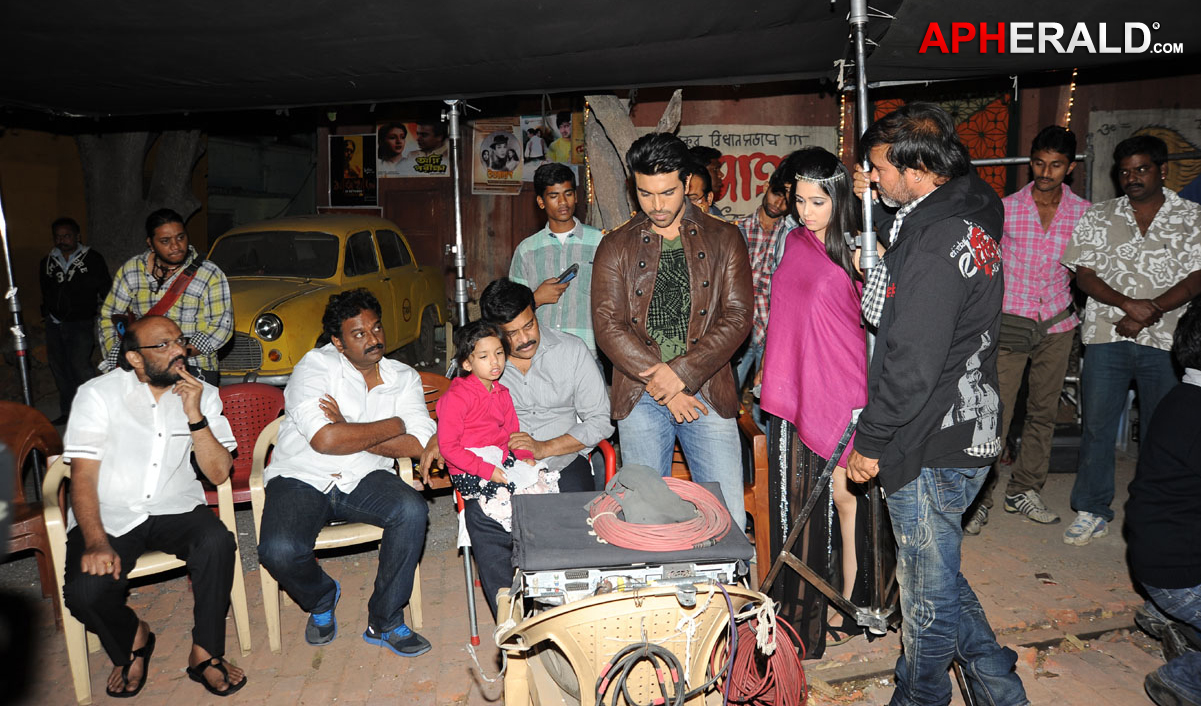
[188,417,209,432]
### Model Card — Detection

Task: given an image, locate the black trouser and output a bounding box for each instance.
[556,454,596,493]
[45,318,95,415]
[62,506,236,666]
[463,499,513,620]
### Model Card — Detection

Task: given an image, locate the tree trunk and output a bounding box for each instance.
[76,130,204,267]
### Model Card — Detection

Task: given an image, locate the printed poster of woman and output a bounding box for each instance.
[376,120,450,178]
[330,134,377,206]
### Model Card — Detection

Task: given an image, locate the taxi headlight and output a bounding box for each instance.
[254,313,283,341]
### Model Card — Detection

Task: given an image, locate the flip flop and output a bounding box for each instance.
[187,657,248,697]
[106,632,156,699]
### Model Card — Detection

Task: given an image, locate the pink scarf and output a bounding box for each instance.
[760,227,867,466]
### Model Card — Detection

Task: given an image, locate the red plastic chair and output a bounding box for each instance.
[208,383,285,505]
[0,401,64,626]
[457,439,617,646]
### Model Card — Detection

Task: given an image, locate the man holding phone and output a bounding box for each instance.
[509,162,604,355]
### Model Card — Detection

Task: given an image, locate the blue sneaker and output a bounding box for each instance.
[363,623,431,657]
[305,580,340,645]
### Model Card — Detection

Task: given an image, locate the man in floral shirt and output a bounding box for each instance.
[1060,134,1201,546]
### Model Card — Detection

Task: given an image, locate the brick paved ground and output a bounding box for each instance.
[3,449,1173,705]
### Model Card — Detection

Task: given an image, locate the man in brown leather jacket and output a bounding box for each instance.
[592,132,753,530]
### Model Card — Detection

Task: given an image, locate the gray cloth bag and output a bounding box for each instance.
[598,464,698,524]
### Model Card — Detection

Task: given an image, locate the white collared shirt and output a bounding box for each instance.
[63,369,237,537]
[265,343,436,493]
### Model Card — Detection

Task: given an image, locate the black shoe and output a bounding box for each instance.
[1163,623,1201,663]
[1137,603,1170,639]
[363,624,432,657]
[1145,668,1201,706]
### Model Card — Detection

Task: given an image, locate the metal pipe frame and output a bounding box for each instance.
[443,99,470,326]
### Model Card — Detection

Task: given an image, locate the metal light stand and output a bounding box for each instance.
[442,99,470,326]
[846,0,897,642]
[0,189,44,499]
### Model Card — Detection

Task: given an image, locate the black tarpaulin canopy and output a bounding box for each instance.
[0,1,1197,117]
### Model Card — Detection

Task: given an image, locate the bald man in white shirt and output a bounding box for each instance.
[62,315,245,697]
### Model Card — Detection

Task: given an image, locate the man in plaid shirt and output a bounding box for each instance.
[509,163,604,355]
[732,170,790,390]
[98,209,232,383]
[966,127,1090,536]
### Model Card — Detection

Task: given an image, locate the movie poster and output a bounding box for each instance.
[472,119,523,196]
[667,124,839,219]
[519,114,581,183]
[1088,110,1201,203]
[542,111,584,165]
[375,121,450,178]
[329,134,377,206]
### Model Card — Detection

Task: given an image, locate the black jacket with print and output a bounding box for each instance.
[853,172,1006,496]
[39,247,111,322]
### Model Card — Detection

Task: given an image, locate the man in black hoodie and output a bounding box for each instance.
[847,103,1026,706]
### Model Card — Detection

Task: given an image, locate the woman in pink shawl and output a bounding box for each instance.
[757,148,880,656]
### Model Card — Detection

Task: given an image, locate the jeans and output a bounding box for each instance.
[734,342,765,431]
[45,318,96,416]
[1073,341,1178,521]
[617,391,746,531]
[734,341,763,390]
[257,470,428,632]
[886,466,1027,706]
[63,506,236,665]
[1143,583,1201,702]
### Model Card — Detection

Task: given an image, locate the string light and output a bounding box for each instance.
[1064,68,1078,128]
[584,102,593,211]
[838,93,848,160]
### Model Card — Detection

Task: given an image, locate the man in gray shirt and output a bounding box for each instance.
[421,278,613,492]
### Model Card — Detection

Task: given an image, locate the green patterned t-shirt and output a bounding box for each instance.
[646,236,690,362]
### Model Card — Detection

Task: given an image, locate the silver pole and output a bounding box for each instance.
[971,154,1087,167]
[0,186,44,498]
[849,0,891,634]
[443,99,470,325]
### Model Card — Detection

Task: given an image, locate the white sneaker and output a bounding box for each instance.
[1004,490,1061,524]
[1063,511,1109,546]
[964,505,989,536]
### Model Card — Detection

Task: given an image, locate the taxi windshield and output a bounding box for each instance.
[209,231,340,279]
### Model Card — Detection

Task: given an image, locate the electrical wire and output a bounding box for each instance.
[718,616,807,706]
[588,478,732,551]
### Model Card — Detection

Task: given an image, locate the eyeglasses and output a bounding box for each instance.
[131,336,189,351]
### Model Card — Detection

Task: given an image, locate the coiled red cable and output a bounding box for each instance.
[588,478,732,551]
[716,618,807,706]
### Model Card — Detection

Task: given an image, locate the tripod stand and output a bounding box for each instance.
[759,414,899,638]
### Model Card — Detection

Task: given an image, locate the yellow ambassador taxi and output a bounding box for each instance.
[208,214,446,385]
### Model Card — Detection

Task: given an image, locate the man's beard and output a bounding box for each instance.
[145,355,185,387]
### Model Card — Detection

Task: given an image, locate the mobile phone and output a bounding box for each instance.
[557,263,579,284]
